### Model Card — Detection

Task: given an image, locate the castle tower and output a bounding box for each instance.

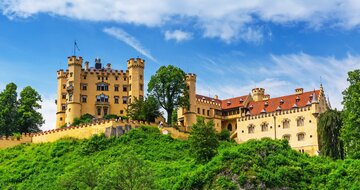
[183,73,197,131]
[127,58,145,102]
[56,70,66,128]
[64,56,83,126]
[252,88,265,102]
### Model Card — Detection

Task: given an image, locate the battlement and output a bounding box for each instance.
[127,58,145,69]
[57,70,66,78]
[0,133,32,149]
[186,73,197,81]
[67,56,83,66]
[252,87,265,94]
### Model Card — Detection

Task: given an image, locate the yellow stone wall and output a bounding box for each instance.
[0,134,32,149]
[56,56,145,128]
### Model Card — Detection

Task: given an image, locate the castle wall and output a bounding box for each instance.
[0,134,32,149]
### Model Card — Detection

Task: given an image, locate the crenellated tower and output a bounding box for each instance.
[56,69,66,128]
[64,56,83,126]
[251,88,265,102]
[183,73,197,131]
[127,58,145,102]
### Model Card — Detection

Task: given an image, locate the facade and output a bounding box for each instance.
[178,73,329,155]
[56,56,145,128]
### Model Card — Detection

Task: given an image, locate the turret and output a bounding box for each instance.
[127,58,145,102]
[65,56,83,125]
[182,73,197,131]
[56,69,66,128]
[251,88,265,102]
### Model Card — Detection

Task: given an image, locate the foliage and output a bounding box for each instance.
[189,117,219,163]
[103,114,119,120]
[318,109,344,159]
[0,83,18,136]
[127,96,161,122]
[148,65,189,124]
[0,126,360,189]
[71,113,94,126]
[17,86,44,133]
[171,109,178,126]
[217,130,231,141]
[341,69,360,159]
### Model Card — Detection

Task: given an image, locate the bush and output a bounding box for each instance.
[217,130,230,141]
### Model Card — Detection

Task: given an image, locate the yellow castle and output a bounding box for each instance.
[56,56,144,128]
[178,73,329,155]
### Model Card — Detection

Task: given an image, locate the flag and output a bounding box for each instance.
[74,40,80,51]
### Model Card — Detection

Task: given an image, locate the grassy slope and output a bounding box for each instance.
[0,126,359,190]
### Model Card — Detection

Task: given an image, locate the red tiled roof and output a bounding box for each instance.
[247,90,320,116]
[221,95,249,110]
[196,94,222,104]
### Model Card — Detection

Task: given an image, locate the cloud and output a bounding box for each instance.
[196,52,360,109]
[4,1,360,43]
[39,94,57,131]
[164,30,192,42]
[103,27,158,63]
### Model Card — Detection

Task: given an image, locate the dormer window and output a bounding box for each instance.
[202,97,205,100]
[239,98,243,103]
[249,105,253,109]
[296,96,300,102]
[264,101,268,106]
[227,100,231,105]
[280,99,284,104]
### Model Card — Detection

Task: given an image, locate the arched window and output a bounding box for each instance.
[283,119,290,129]
[297,133,305,141]
[261,122,268,132]
[297,117,304,127]
[283,134,291,141]
[248,124,255,134]
[227,124,232,131]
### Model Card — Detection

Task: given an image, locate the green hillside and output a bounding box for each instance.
[0,126,359,190]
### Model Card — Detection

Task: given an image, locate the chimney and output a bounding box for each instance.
[295,88,303,95]
[95,58,102,69]
[214,95,218,100]
[85,61,89,70]
[106,63,111,69]
[252,88,265,102]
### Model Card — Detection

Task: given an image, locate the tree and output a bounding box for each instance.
[189,117,219,163]
[341,69,360,159]
[318,109,344,159]
[171,109,178,126]
[103,114,119,120]
[0,83,18,136]
[127,96,161,122]
[148,65,189,124]
[71,114,94,126]
[17,86,44,133]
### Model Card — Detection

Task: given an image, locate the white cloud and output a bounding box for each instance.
[39,94,57,131]
[3,0,360,43]
[164,30,192,42]
[196,52,360,109]
[103,27,158,63]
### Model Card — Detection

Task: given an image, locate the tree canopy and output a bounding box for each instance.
[147,65,189,124]
[318,109,344,159]
[0,83,18,136]
[127,96,161,122]
[341,69,360,159]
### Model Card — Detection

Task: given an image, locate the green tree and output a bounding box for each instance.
[148,65,189,124]
[71,114,94,126]
[318,109,344,159]
[171,109,178,126]
[17,86,44,133]
[127,96,161,122]
[0,83,18,136]
[189,117,219,163]
[103,114,119,120]
[341,69,360,159]
[97,154,156,190]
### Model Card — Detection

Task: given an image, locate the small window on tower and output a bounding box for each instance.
[63,84,66,89]
[140,75,143,80]
[140,84,143,91]
[124,77,126,81]
[61,104,66,111]
[115,77,118,80]
[70,72,73,77]
[83,76,87,80]
[123,85,127,92]
[114,96,119,104]
[82,84,87,91]
[81,95,87,103]
[60,117,63,121]
[122,96,128,104]
[62,94,66,99]
[114,85,119,92]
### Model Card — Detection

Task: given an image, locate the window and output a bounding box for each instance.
[83,76,87,80]
[61,104,66,111]
[120,110,124,114]
[69,93,73,101]
[140,75,143,80]
[197,108,200,114]
[297,117,304,127]
[122,96,128,104]
[82,84,87,91]
[202,109,205,115]
[207,110,210,116]
[124,77,126,81]
[103,107,108,115]
[248,125,255,134]
[297,133,305,141]
[97,107,101,116]
[261,123,268,132]
[115,77,118,80]
[70,72,73,77]
[96,83,109,91]
[105,77,108,80]
[63,84,66,89]
[227,124,232,131]
[283,119,290,129]
[283,134,291,141]
[98,76,101,80]
[96,94,109,103]
[129,75,132,80]
[81,95,87,103]
[60,117,63,121]
[129,84,131,91]
[114,85,119,92]
[62,94,66,99]
[123,85,127,92]
[140,84,143,91]
[114,96,119,104]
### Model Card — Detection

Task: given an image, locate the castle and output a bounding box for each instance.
[177,74,329,155]
[56,56,145,128]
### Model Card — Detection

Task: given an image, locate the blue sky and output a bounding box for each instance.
[0,1,359,130]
